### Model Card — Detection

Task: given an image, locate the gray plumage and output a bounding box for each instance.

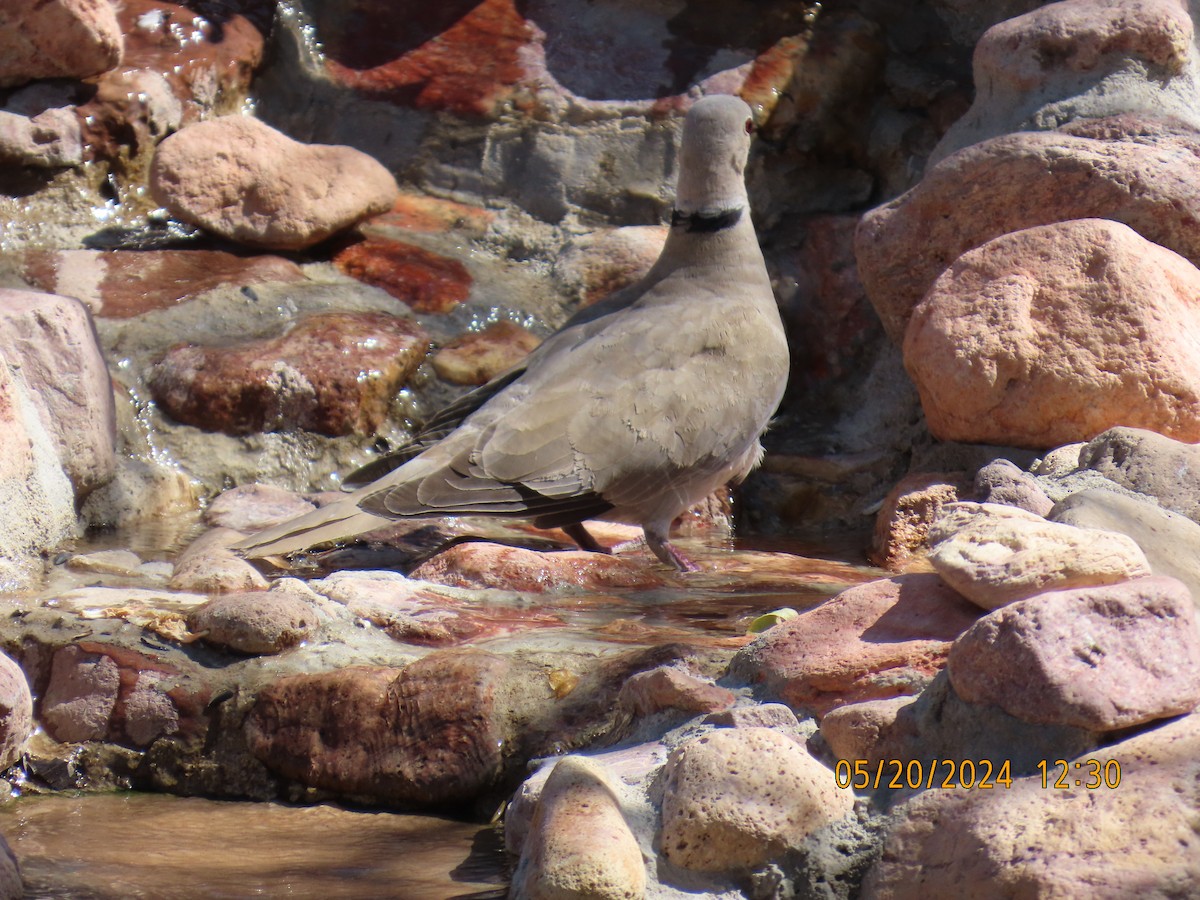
[232,94,790,571]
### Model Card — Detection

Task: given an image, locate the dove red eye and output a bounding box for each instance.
[744,118,754,134]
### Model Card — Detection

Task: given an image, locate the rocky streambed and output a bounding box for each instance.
[5,0,1200,898]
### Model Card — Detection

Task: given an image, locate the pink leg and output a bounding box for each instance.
[645,529,700,573]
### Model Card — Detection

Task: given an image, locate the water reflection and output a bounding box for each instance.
[1,793,505,899]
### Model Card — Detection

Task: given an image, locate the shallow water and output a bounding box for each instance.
[2,793,506,899]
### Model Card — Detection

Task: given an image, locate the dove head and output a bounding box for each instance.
[674,94,754,216]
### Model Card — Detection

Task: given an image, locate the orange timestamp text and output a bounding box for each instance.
[834,758,1123,790]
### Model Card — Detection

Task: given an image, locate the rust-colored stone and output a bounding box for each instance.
[245,651,514,805]
[147,311,429,436]
[729,574,982,718]
[21,249,305,319]
[319,0,534,117]
[333,238,472,313]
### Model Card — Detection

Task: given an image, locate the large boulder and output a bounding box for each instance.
[0,0,122,88]
[932,0,1200,163]
[0,289,117,499]
[150,116,400,250]
[947,576,1200,731]
[857,118,1200,342]
[904,219,1200,447]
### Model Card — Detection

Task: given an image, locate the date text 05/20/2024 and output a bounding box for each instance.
[834,758,1122,791]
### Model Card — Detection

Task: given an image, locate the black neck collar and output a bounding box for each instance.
[670,206,743,233]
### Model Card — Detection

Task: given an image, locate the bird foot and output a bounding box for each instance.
[645,532,701,573]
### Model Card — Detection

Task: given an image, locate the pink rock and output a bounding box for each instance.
[869,472,971,571]
[729,574,982,717]
[0,108,82,167]
[857,118,1200,342]
[40,646,121,743]
[0,0,123,88]
[947,575,1200,731]
[862,710,1200,898]
[905,219,1200,447]
[616,666,735,719]
[150,116,399,250]
[170,528,268,595]
[20,249,305,319]
[510,756,646,900]
[121,671,179,747]
[431,321,541,386]
[0,653,32,770]
[410,542,667,592]
[0,349,77,590]
[204,484,318,534]
[0,289,116,498]
[148,312,429,437]
[819,695,912,763]
[369,192,495,236]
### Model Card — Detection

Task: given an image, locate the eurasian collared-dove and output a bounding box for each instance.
[233,94,789,571]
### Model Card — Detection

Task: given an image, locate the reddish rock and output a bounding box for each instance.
[148,311,429,437]
[779,214,884,395]
[857,118,1200,342]
[729,574,982,717]
[862,710,1200,898]
[317,0,536,118]
[21,250,305,319]
[410,542,668,592]
[947,576,1200,731]
[204,484,319,534]
[0,652,33,771]
[616,666,735,720]
[39,644,187,748]
[0,346,78,590]
[310,570,565,647]
[432,321,541,385]
[76,0,266,161]
[0,289,116,499]
[869,472,971,571]
[819,695,911,763]
[0,0,123,88]
[332,237,472,314]
[150,116,399,250]
[906,219,1200,448]
[245,650,537,805]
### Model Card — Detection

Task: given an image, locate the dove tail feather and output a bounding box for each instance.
[231,501,393,558]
